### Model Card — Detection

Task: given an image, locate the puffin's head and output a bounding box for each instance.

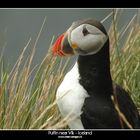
[52,19,108,56]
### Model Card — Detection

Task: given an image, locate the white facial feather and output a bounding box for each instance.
[70,24,108,55]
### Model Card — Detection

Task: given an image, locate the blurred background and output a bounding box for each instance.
[0,8,139,69]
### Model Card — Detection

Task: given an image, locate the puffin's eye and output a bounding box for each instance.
[82,26,89,36]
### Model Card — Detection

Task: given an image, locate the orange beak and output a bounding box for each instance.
[52,32,75,57]
[52,33,65,56]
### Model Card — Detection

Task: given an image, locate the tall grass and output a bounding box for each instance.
[110,9,140,113]
[0,9,140,129]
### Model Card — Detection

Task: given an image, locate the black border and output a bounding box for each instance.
[0,129,139,139]
[0,0,140,139]
[0,0,140,8]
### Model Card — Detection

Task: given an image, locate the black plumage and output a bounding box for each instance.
[78,35,140,129]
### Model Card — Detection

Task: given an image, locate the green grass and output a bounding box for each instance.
[0,9,140,129]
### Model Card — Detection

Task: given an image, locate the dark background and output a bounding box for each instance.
[0,9,139,69]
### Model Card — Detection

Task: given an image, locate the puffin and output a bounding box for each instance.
[52,18,140,129]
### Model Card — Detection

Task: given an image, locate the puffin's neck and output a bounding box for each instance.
[77,39,113,97]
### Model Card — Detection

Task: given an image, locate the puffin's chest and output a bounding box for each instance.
[56,63,89,117]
